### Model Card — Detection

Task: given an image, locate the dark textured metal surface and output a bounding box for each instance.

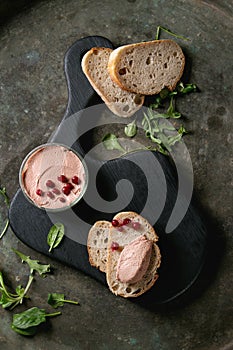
[0,1,232,349]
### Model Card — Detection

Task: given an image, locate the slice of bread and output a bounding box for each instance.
[81,47,144,117]
[87,220,110,273]
[106,212,161,298]
[108,39,185,95]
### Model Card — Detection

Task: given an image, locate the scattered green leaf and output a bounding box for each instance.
[0,187,10,208]
[47,293,79,309]
[102,133,126,152]
[155,25,190,41]
[47,223,65,253]
[141,108,188,154]
[0,187,10,239]
[0,272,33,310]
[12,249,50,277]
[166,95,181,118]
[124,120,137,138]
[176,82,197,94]
[11,307,61,336]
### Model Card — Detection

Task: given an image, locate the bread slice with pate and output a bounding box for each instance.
[108,39,185,95]
[87,220,110,273]
[81,47,144,117]
[106,212,161,298]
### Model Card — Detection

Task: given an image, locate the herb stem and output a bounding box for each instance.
[62,299,79,305]
[45,311,62,317]
[0,219,9,239]
[24,275,34,295]
[155,25,190,41]
[0,187,10,239]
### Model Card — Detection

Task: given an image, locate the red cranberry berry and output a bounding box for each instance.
[66,183,74,190]
[36,189,43,196]
[58,175,68,183]
[111,219,119,227]
[72,176,79,185]
[62,185,71,196]
[59,197,66,203]
[111,242,119,251]
[132,221,141,230]
[46,180,55,188]
[123,218,131,225]
[52,188,61,195]
[47,191,55,199]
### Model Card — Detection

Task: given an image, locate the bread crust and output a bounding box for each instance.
[81,47,144,117]
[108,39,185,95]
[87,220,110,273]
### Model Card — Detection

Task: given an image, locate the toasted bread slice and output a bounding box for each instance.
[81,47,144,117]
[87,220,110,273]
[108,39,185,95]
[106,212,161,298]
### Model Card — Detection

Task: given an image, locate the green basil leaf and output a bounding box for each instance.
[47,223,64,253]
[102,133,125,152]
[11,324,37,336]
[124,120,137,138]
[12,307,47,329]
[12,249,50,277]
[0,291,14,309]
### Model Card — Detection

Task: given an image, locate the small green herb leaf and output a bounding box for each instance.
[0,187,10,239]
[177,82,197,94]
[11,307,61,336]
[166,96,181,118]
[0,272,34,310]
[124,120,137,138]
[155,25,190,41]
[0,187,10,208]
[48,293,79,308]
[11,324,37,336]
[102,133,126,152]
[141,107,188,155]
[159,88,170,100]
[12,249,50,277]
[47,223,65,253]
[150,96,164,109]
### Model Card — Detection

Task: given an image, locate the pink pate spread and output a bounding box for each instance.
[116,235,152,284]
[21,145,86,209]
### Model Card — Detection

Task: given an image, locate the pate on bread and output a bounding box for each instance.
[87,212,161,298]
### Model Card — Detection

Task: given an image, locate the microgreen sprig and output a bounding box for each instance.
[0,272,34,310]
[48,293,79,309]
[12,249,51,277]
[0,187,10,239]
[155,25,190,41]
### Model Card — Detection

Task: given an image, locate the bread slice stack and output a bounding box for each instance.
[81,47,144,117]
[87,212,161,298]
[81,39,185,117]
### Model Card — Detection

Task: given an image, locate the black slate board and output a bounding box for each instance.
[9,36,208,306]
